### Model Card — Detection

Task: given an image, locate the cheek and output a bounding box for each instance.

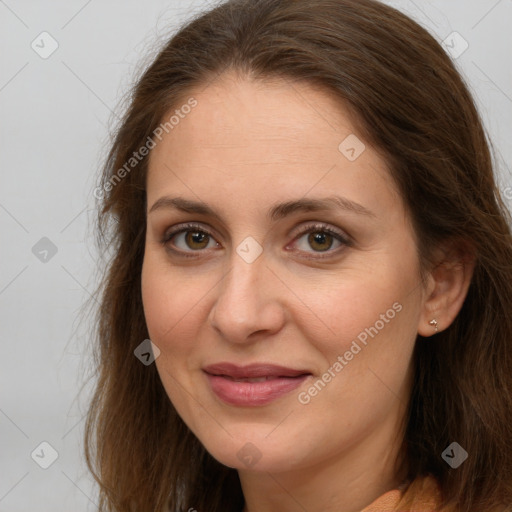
[141,247,213,336]
[141,254,207,423]
[141,255,201,359]
[292,281,418,428]
[288,267,422,411]
[290,258,419,351]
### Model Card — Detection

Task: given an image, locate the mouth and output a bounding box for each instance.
[202,362,312,406]
[203,362,311,379]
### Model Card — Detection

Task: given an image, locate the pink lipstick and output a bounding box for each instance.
[203,362,311,406]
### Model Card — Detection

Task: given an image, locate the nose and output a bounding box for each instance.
[208,247,286,344]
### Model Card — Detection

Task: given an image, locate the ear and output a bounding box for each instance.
[417,240,476,337]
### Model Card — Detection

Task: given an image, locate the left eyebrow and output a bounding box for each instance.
[148,195,376,220]
[267,196,376,221]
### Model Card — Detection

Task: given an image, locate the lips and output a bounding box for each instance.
[203,362,312,406]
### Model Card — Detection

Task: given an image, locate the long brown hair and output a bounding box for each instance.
[84,0,512,510]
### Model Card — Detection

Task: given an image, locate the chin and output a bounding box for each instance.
[196,429,307,473]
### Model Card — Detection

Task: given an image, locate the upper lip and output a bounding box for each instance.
[203,362,311,379]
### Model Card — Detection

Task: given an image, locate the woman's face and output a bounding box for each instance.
[141,72,427,476]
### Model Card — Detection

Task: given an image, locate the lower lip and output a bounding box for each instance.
[204,373,310,406]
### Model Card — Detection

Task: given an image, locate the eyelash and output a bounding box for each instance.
[160,222,351,260]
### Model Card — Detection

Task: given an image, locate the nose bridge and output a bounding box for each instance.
[209,244,284,341]
[225,255,260,304]
[222,232,267,302]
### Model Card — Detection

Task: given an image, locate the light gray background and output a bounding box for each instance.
[1,0,511,510]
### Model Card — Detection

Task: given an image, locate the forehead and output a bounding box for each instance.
[146,72,400,217]
[152,73,357,157]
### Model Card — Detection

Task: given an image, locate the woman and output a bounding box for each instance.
[85,0,512,510]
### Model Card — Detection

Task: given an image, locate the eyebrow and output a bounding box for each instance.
[149,195,376,221]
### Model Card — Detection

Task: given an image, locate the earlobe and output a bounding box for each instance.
[417,242,476,337]
[428,318,439,333]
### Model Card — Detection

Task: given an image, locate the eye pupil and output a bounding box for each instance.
[308,232,333,252]
[186,231,209,249]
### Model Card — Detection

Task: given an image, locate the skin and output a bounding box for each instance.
[141,71,474,512]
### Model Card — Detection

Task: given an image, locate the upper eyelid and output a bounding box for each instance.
[163,222,217,240]
[291,222,349,240]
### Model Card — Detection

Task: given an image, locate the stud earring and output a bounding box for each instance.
[429,319,438,332]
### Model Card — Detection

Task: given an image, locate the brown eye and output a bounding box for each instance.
[161,224,219,254]
[307,232,334,252]
[291,223,350,258]
[184,230,210,250]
